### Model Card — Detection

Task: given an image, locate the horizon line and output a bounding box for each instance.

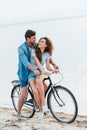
[0,15,87,28]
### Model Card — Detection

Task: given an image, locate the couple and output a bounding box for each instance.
[17,29,59,120]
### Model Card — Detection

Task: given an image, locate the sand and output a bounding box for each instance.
[0,107,87,130]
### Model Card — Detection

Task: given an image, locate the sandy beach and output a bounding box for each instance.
[0,107,87,130]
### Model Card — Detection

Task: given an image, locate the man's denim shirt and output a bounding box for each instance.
[17,42,31,81]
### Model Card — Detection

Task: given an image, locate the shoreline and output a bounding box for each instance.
[0,107,87,130]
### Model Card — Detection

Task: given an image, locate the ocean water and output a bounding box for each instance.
[0,18,87,116]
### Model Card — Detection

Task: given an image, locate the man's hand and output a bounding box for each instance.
[34,70,40,76]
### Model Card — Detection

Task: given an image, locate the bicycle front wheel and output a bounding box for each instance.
[48,85,78,123]
[11,85,35,118]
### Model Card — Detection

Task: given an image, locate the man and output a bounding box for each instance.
[17,29,40,120]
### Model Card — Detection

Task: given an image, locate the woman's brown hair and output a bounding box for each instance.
[34,37,54,62]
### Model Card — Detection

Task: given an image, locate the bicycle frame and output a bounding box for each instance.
[11,72,78,123]
[43,76,65,108]
[11,73,64,108]
[44,76,53,97]
[44,71,64,96]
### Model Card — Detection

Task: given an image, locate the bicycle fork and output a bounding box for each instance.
[51,85,65,107]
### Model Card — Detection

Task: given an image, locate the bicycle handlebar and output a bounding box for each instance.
[44,70,63,85]
[11,70,63,87]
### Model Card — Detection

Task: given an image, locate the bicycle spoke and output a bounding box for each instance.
[48,86,78,123]
[11,85,35,118]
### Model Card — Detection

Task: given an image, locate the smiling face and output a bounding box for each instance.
[27,35,36,47]
[38,38,47,49]
[37,37,54,56]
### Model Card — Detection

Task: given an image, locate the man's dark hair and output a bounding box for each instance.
[25,29,36,40]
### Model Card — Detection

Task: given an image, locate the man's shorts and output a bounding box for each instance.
[19,71,36,88]
[19,79,28,88]
[19,69,41,87]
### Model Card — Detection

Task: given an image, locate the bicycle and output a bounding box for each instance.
[11,72,78,124]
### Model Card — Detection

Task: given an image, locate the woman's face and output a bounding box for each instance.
[38,38,47,49]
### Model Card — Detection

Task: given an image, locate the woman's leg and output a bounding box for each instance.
[36,75,46,112]
[43,82,48,94]
[29,79,41,110]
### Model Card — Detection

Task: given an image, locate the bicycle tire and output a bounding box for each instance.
[48,85,78,123]
[11,85,35,118]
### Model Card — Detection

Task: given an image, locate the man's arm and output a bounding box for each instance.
[28,65,40,75]
[18,47,40,75]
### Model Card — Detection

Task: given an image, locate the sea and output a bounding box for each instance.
[0,17,87,116]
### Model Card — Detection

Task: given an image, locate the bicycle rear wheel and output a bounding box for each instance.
[11,85,35,118]
[48,85,78,123]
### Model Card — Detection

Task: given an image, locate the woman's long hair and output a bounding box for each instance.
[34,37,54,62]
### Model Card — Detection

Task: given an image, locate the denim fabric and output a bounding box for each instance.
[17,42,31,82]
[19,79,28,88]
[28,70,36,82]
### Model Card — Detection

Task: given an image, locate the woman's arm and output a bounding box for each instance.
[46,59,53,71]
[33,56,45,73]
[49,58,59,69]
[46,59,59,73]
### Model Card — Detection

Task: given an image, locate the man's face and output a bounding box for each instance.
[27,35,36,47]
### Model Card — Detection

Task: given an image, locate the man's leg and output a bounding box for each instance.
[17,86,28,115]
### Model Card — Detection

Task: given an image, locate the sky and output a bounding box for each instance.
[0,0,87,25]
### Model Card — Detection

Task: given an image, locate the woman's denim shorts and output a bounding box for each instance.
[28,71,37,82]
[28,69,41,82]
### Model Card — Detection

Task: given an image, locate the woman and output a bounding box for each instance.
[29,37,59,119]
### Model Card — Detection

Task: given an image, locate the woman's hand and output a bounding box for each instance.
[51,69,59,74]
[41,71,51,75]
[53,64,59,69]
